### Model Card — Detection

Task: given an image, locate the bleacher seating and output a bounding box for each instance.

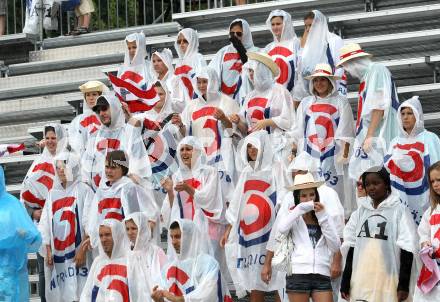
[1,0,439,299]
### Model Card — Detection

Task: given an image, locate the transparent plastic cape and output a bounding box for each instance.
[124,32,147,66]
[151,48,174,82]
[266,9,296,43]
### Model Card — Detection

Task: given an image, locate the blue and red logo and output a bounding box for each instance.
[221,52,242,98]
[175,65,195,99]
[167,266,194,297]
[268,46,295,92]
[92,264,129,302]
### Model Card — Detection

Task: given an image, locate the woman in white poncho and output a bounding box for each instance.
[293,63,355,217]
[222,130,284,301]
[264,10,299,95]
[384,96,440,224]
[124,212,167,301]
[209,18,258,103]
[171,28,207,112]
[39,151,94,301]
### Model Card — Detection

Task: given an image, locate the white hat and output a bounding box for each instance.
[286,172,324,191]
[79,80,107,93]
[305,63,341,80]
[247,52,280,77]
[336,43,372,67]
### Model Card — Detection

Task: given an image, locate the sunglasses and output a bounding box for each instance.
[177,39,188,44]
[94,105,109,113]
[230,31,243,37]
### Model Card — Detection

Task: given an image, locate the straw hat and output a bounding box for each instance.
[305,63,341,80]
[286,172,324,191]
[79,80,107,93]
[247,52,280,77]
[336,43,372,67]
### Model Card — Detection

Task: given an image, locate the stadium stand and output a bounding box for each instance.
[0,0,439,299]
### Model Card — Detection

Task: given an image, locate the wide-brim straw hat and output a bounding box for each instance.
[336,43,372,67]
[79,80,107,93]
[286,172,325,191]
[247,52,280,78]
[304,63,341,80]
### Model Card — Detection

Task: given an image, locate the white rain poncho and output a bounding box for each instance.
[225,130,284,296]
[348,59,400,180]
[81,93,151,191]
[38,151,94,301]
[171,28,207,112]
[181,66,239,183]
[86,175,159,250]
[264,10,299,93]
[21,123,68,210]
[0,165,41,302]
[159,218,232,301]
[124,212,167,302]
[113,32,158,114]
[80,219,132,301]
[293,10,346,101]
[342,192,418,302]
[293,77,355,216]
[385,96,440,224]
[163,137,228,264]
[239,60,295,140]
[414,204,440,301]
[68,85,108,155]
[209,19,258,103]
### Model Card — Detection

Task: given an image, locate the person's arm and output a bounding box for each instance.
[330,250,343,280]
[261,250,274,284]
[397,249,413,301]
[340,246,354,300]
[314,203,341,253]
[363,109,384,152]
[278,201,314,234]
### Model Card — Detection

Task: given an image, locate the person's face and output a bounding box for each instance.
[299,188,316,203]
[170,227,182,254]
[364,173,389,203]
[303,17,313,35]
[105,161,124,183]
[154,86,166,111]
[180,144,194,168]
[152,54,168,76]
[127,41,137,61]
[125,219,138,245]
[357,177,367,197]
[177,33,189,54]
[56,160,67,184]
[430,169,440,196]
[400,107,416,133]
[99,225,114,257]
[197,77,208,97]
[229,24,244,42]
[45,130,57,155]
[249,69,255,82]
[271,16,284,39]
[97,105,111,127]
[85,91,100,108]
[313,77,331,97]
[247,144,258,162]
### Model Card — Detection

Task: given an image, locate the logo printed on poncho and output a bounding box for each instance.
[305,103,339,161]
[166,266,194,297]
[52,196,81,262]
[268,46,295,91]
[191,107,221,157]
[175,65,195,99]
[239,179,276,247]
[98,197,125,221]
[92,264,129,302]
[245,97,270,133]
[80,115,101,134]
[22,161,56,208]
[221,52,242,96]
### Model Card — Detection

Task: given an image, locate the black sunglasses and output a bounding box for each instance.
[230,31,243,37]
[94,104,109,113]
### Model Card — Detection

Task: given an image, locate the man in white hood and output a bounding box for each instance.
[81,93,151,192]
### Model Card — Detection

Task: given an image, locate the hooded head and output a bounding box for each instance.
[397,96,424,137]
[43,123,68,157]
[229,18,255,50]
[54,151,81,187]
[98,219,130,260]
[124,212,153,252]
[175,28,199,60]
[239,130,273,172]
[254,61,275,91]
[194,66,222,102]
[176,136,207,172]
[266,10,296,43]
[341,56,371,81]
[152,81,173,118]
[124,32,147,66]
[152,48,174,80]
[94,94,125,130]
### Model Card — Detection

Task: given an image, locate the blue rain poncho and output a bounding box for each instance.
[0,165,42,301]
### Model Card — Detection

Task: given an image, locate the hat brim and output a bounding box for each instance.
[304,73,342,80]
[286,181,325,192]
[247,52,280,78]
[336,52,372,67]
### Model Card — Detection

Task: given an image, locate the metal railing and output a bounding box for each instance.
[177,0,268,13]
